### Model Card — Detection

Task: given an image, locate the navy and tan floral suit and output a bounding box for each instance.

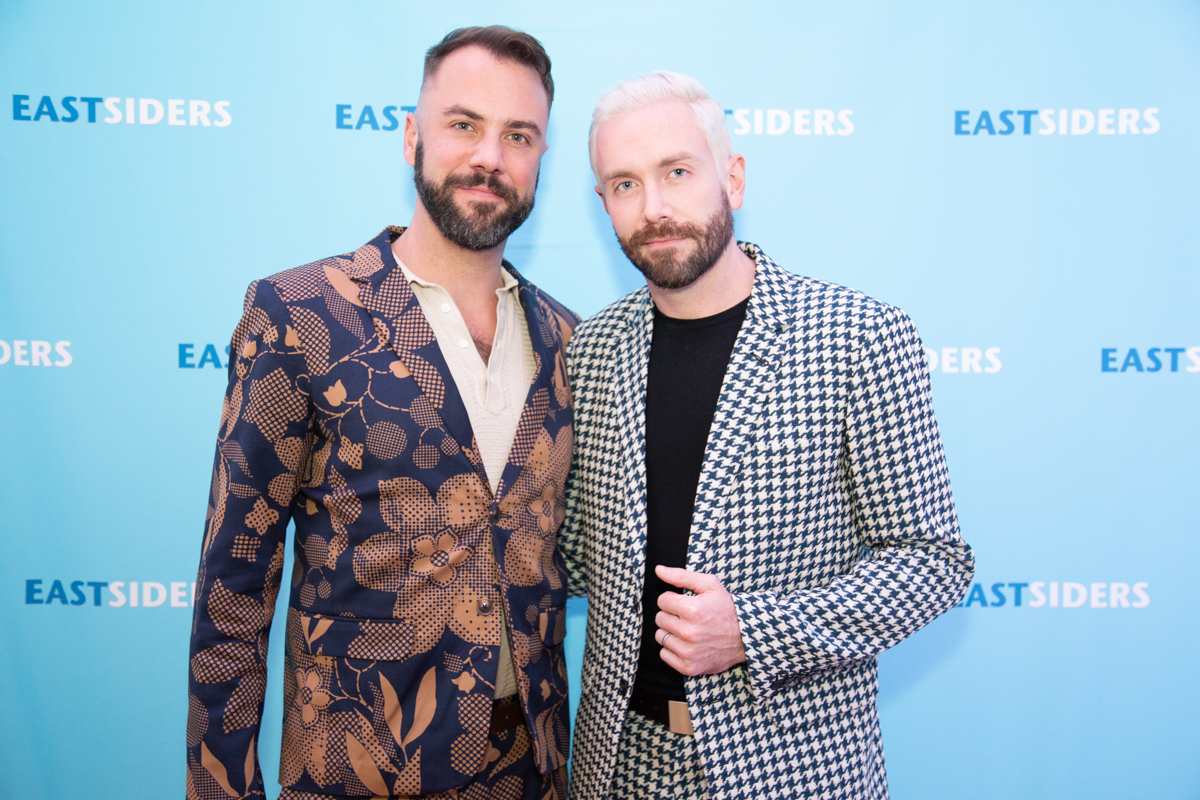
[185,227,578,799]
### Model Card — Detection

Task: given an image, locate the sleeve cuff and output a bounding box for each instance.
[733,590,792,702]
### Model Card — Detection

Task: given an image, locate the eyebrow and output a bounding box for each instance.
[506,118,543,137]
[657,152,696,168]
[602,152,698,183]
[444,104,542,138]
[444,104,484,121]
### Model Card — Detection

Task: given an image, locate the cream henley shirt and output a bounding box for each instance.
[397,259,534,701]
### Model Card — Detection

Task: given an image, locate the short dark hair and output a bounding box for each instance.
[424,25,554,106]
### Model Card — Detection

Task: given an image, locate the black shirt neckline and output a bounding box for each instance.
[653,296,751,330]
[636,293,750,701]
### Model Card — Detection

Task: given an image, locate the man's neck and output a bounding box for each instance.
[647,238,756,320]
[391,204,506,297]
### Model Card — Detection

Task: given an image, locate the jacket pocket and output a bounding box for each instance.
[765,660,876,730]
[283,612,447,794]
[538,606,566,648]
[297,613,416,661]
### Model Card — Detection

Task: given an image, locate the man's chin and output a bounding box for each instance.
[454,196,506,220]
[636,263,691,290]
[636,245,696,271]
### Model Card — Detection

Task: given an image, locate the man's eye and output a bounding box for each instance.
[454,122,472,131]
[510,133,527,144]
[617,181,634,191]
[670,168,687,177]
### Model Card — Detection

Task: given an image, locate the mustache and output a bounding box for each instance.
[625,219,705,249]
[442,170,520,206]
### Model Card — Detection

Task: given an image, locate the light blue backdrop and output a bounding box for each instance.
[2,1,1198,798]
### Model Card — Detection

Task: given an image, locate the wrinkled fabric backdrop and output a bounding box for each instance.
[1,1,1197,798]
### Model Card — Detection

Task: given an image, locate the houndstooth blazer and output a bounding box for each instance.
[561,243,974,800]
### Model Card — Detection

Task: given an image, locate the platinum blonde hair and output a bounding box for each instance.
[588,70,731,182]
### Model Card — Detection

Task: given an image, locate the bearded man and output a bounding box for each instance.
[560,71,975,799]
[185,26,577,800]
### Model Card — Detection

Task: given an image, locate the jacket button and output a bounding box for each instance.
[618,678,629,695]
[478,597,494,616]
[490,507,501,523]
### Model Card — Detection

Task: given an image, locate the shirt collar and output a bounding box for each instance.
[397,258,520,296]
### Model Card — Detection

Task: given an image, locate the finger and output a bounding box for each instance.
[656,565,719,593]
[655,611,688,639]
[656,591,692,618]
[658,644,692,675]
[657,626,697,660]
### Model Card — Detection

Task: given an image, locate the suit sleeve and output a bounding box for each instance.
[559,329,589,599]
[732,306,974,701]
[185,280,313,799]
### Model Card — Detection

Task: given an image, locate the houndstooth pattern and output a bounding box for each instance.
[561,243,974,800]
[610,711,708,800]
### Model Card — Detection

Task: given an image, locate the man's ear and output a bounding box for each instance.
[404,113,419,168]
[594,185,609,215]
[726,153,747,211]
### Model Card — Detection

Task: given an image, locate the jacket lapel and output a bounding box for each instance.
[617,293,656,590]
[491,268,563,504]
[351,227,489,487]
[686,247,794,568]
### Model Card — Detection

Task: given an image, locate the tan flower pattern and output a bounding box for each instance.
[188,228,578,797]
[529,484,559,534]
[502,427,572,589]
[411,530,473,586]
[293,666,332,726]
[354,471,493,653]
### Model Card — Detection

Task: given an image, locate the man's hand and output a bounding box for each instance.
[654,565,747,677]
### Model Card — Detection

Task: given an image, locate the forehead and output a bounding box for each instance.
[594,100,710,175]
[421,45,549,124]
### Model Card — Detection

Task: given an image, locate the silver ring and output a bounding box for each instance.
[661,631,673,647]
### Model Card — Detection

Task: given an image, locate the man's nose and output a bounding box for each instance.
[641,182,673,223]
[468,134,505,174]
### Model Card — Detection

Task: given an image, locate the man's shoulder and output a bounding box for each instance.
[254,257,334,297]
[754,254,906,334]
[266,246,388,301]
[570,287,650,354]
[792,272,901,322]
[248,229,398,307]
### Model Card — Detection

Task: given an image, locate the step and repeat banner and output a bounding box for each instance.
[1,1,1197,798]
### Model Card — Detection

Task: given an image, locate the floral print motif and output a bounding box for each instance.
[353,470,494,654]
[293,667,331,726]
[529,485,558,535]
[501,427,572,590]
[411,530,473,586]
[188,228,578,798]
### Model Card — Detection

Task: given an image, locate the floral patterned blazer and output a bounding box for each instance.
[186,227,578,799]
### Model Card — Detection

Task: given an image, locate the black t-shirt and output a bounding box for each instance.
[635,297,750,701]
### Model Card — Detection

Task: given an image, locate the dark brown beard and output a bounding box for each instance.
[414,140,536,252]
[617,194,735,290]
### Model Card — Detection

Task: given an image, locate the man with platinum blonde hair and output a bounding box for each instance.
[561,70,974,799]
[588,71,731,179]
